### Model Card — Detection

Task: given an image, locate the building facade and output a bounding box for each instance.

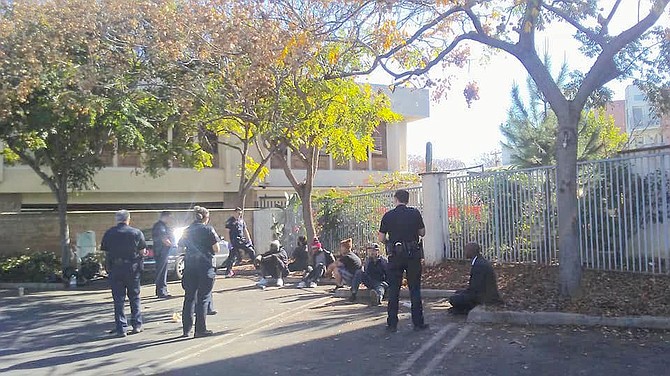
[0,86,429,212]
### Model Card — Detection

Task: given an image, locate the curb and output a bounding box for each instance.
[333,288,456,299]
[467,306,670,330]
[0,282,64,291]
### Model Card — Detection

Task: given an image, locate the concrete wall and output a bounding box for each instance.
[0,209,254,256]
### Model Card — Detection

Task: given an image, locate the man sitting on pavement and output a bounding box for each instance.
[288,235,309,273]
[350,242,388,305]
[255,240,289,288]
[297,238,335,288]
[332,238,362,289]
[448,242,503,315]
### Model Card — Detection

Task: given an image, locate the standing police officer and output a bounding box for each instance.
[101,210,147,338]
[152,211,174,299]
[378,189,429,333]
[221,207,255,277]
[179,206,220,338]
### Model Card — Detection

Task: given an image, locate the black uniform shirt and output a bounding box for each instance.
[179,222,219,264]
[101,223,147,261]
[379,204,425,244]
[151,220,173,252]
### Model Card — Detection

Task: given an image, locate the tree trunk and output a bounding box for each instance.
[56,187,70,271]
[237,191,247,210]
[301,184,315,241]
[555,110,582,298]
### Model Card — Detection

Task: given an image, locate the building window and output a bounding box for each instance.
[633,94,645,101]
[372,123,387,156]
[631,107,644,128]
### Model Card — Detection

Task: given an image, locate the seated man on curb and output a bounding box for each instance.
[332,238,362,289]
[350,243,388,305]
[297,238,335,288]
[288,235,309,273]
[255,240,289,288]
[448,242,502,315]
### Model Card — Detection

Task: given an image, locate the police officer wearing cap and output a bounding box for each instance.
[179,205,220,338]
[378,189,429,332]
[101,210,147,338]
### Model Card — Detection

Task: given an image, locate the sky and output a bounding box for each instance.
[364,1,667,165]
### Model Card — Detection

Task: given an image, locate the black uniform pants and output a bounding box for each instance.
[222,243,255,271]
[109,262,142,334]
[386,253,424,328]
[182,264,215,334]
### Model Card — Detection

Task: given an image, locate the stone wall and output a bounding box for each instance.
[0,209,255,256]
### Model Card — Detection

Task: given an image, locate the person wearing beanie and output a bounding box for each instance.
[255,240,289,288]
[178,205,220,338]
[349,243,388,305]
[332,238,362,289]
[297,237,335,288]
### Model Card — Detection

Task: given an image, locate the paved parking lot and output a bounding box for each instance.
[0,275,668,376]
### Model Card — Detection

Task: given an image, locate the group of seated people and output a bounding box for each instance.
[251,236,389,305]
[252,236,502,313]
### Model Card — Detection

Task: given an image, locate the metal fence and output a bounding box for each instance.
[444,152,670,274]
[316,186,423,253]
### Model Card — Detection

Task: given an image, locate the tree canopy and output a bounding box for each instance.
[0,0,210,263]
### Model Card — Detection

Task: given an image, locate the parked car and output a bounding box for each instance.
[142,226,230,280]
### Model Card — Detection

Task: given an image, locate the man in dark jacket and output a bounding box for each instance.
[255,240,289,288]
[448,242,502,314]
[288,235,309,272]
[350,243,388,305]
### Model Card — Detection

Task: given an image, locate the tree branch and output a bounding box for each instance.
[4,140,58,194]
[541,2,606,46]
[326,6,467,79]
[574,0,670,109]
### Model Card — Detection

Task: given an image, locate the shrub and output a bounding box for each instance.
[0,251,61,283]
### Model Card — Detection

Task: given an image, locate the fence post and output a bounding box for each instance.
[421,172,448,265]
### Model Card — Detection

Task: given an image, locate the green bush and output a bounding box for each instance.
[0,251,61,283]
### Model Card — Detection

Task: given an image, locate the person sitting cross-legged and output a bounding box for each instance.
[350,242,388,305]
[448,242,503,315]
[255,240,289,288]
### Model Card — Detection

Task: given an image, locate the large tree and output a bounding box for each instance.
[269,78,400,241]
[305,0,670,297]
[0,0,208,265]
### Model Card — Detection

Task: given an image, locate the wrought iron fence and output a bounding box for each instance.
[315,187,423,253]
[443,152,670,274]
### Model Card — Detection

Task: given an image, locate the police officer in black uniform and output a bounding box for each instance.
[378,189,429,333]
[221,207,255,277]
[101,210,147,338]
[179,206,220,338]
[152,211,174,298]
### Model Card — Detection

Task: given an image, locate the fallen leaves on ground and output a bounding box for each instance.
[422,261,670,317]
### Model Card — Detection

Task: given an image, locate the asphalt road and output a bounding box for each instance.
[0,274,668,376]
